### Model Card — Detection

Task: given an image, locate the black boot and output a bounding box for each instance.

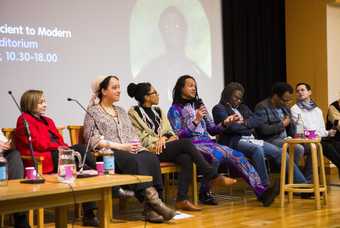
[258,180,280,207]
[83,210,99,227]
[199,191,218,205]
[144,187,176,221]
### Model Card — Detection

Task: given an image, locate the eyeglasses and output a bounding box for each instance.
[147,91,158,96]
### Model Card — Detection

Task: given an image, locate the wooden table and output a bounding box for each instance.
[0,174,152,228]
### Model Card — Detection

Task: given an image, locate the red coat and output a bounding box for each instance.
[15,113,68,174]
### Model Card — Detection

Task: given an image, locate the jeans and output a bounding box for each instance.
[266,138,306,183]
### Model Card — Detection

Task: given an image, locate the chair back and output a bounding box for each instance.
[67,125,84,145]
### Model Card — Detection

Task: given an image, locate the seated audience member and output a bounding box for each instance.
[1,131,30,228]
[83,76,175,223]
[291,83,340,180]
[327,97,340,152]
[212,82,306,187]
[254,83,306,179]
[127,82,235,210]
[15,90,98,227]
[167,75,279,207]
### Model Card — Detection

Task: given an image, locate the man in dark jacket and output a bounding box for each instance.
[254,82,306,183]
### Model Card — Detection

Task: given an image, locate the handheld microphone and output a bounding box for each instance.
[67,97,99,177]
[194,97,204,110]
[8,91,45,184]
[194,96,210,122]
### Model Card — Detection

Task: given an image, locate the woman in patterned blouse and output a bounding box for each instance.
[83,75,175,223]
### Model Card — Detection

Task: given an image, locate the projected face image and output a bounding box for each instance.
[34,96,47,116]
[130,0,216,109]
[102,77,121,103]
[159,6,187,52]
[182,78,197,100]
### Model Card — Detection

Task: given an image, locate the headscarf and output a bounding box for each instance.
[87,76,106,108]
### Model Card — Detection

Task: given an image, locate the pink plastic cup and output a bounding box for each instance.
[25,167,37,180]
[307,130,317,139]
[96,162,104,176]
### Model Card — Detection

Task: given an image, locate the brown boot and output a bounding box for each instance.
[176,200,202,211]
[144,187,176,221]
[143,203,164,223]
[210,175,237,188]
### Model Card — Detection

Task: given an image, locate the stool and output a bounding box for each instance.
[280,138,328,209]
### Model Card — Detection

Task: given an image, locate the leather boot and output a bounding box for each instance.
[144,187,176,221]
[143,203,164,223]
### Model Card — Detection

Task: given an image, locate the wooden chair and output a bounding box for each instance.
[1,126,65,228]
[67,125,199,206]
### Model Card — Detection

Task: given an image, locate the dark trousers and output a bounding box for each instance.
[4,149,29,227]
[51,144,97,216]
[304,139,340,182]
[158,139,217,201]
[114,150,163,202]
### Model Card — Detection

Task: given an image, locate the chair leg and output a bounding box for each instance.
[191,164,198,205]
[1,214,4,227]
[37,208,44,228]
[317,143,328,205]
[280,143,288,208]
[288,145,295,203]
[28,209,34,227]
[311,143,321,210]
[75,203,82,218]
[164,173,170,203]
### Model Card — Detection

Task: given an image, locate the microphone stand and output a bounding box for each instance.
[67,98,99,178]
[8,91,45,184]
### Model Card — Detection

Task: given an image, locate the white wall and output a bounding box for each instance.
[327,4,340,104]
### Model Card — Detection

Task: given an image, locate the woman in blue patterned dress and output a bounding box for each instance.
[167,75,279,207]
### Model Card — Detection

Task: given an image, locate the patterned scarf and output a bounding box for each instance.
[296,99,318,111]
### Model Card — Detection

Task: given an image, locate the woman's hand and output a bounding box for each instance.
[155,136,167,155]
[120,143,141,154]
[193,106,208,125]
[167,135,178,142]
[0,140,11,151]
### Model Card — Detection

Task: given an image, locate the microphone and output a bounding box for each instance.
[194,96,209,122]
[67,98,101,132]
[8,91,45,184]
[67,97,100,178]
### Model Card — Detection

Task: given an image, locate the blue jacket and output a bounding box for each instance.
[212,103,263,148]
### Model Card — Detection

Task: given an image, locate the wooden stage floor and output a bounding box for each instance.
[39,174,340,227]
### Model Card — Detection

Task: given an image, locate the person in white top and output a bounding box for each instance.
[291,82,340,181]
